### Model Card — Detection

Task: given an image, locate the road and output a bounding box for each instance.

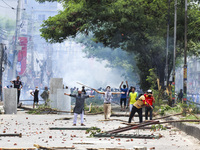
[0,110,200,149]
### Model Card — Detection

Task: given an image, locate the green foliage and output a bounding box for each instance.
[27,105,57,114]
[0,17,15,34]
[85,126,101,137]
[151,124,166,131]
[84,103,104,114]
[38,0,200,90]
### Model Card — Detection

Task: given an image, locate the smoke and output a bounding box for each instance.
[52,41,129,89]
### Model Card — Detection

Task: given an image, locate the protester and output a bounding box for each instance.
[128,87,138,113]
[82,86,86,94]
[178,89,183,103]
[10,76,23,107]
[128,94,145,123]
[144,89,155,120]
[64,90,94,126]
[30,86,39,109]
[119,81,129,111]
[93,86,124,120]
[40,86,49,106]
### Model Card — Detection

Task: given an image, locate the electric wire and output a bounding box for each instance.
[1,0,15,9]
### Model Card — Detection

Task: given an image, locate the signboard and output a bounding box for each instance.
[18,37,27,75]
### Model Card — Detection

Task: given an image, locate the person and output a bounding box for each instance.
[30,86,39,109]
[40,86,49,106]
[82,86,86,94]
[144,89,155,120]
[128,94,146,123]
[128,87,138,115]
[64,90,95,126]
[119,81,129,111]
[178,89,183,103]
[93,86,124,120]
[10,76,23,107]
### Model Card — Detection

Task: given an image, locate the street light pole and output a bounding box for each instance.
[183,0,187,102]
[12,0,22,79]
[172,0,177,106]
[165,0,171,87]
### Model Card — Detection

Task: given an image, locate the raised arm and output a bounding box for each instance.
[10,81,14,84]
[89,95,95,98]
[119,81,123,89]
[126,81,129,89]
[92,88,105,94]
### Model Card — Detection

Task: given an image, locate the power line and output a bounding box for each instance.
[1,0,15,9]
[0,4,10,9]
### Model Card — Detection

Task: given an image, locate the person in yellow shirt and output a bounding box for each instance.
[128,94,145,123]
[128,87,138,112]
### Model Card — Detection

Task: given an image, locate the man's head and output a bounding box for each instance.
[16,76,20,80]
[123,85,126,89]
[78,90,82,95]
[106,86,111,92]
[44,86,48,90]
[82,86,85,89]
[147,89,153,97]
[131,87,136,93]
[35,86,38,89]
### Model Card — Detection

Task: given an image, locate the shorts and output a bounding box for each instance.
[120,98,127,106]
[129,104,134,112]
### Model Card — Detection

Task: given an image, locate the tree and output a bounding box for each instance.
[36,0,200,90]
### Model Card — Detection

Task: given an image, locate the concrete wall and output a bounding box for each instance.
[57,89,71,114]
[3,88,17,114]
[49,78,63,108]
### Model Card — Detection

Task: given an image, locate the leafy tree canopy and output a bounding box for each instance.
[36,0,200,90]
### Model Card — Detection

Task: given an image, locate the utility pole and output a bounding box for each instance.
[183,0,187,102]
[165,0,171,87]
[172,0,177,106]
[12,0,22,79]
[0,43,4,100]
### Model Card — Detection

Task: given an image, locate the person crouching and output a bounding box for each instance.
[128,94,145,123]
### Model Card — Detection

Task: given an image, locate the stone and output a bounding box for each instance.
[49,78,63,108]
[57,89,71,114]
[3,88,17,114]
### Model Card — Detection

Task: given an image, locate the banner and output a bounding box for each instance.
[17,37,28,75]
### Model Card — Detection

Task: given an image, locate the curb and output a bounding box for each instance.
[165,117,200,141]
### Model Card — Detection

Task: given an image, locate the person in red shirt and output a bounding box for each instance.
[144,89,155,120]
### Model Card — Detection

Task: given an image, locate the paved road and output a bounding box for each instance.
[0,111,200,150]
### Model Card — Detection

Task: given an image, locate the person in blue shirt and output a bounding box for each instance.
[119,81,129,111]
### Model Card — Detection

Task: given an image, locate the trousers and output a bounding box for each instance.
[145,106,153,120]
[128,106,143,123]
[73,111,84,124]
[104,103,111,119]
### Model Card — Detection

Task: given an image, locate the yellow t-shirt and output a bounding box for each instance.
[129,92,138,104]
[134,95,145,109]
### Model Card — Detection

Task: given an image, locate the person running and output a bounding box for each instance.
[128,94,145,123]
[30,86,39,109]
[10,76,23,107]
[144,89,155,120]
[119,81,129,111]
[64,90,94,126]
[93,86,124,120]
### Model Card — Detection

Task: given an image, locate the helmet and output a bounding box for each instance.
[147,89,152,93]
